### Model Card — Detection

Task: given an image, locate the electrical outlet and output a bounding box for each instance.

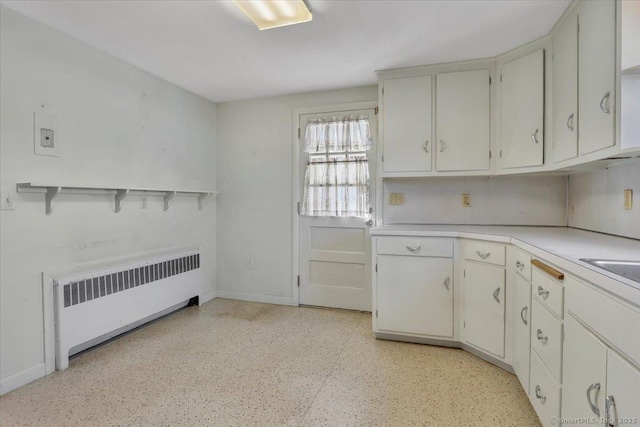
[1,191,15,210]
[389,193,405,205]
[624,189,633,210]
[140,195,148,209]
[462,193,471,207]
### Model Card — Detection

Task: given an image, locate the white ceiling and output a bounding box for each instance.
[2,0,570,103]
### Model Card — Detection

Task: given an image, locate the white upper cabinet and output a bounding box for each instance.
[436,69,491,171]
[500,49,545,169]
[552,13,579,163]
[382,75,432,173]
[578,0,616,155]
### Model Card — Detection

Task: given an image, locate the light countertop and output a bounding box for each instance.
[371,225,640,305]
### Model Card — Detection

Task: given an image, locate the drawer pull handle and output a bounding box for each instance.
[440,140,447,152]
[600,92,611,114]
[444,276,450,291]
[406,245,421,253]
[531,128,540,144]
[531,259,564,280]
[422,140,429,153]
[538,286,549,300]
[535,385,546,402]
[586,383,601,417]
[536,329,548,344]
[605,396,615,427]
[567,113,575,131]
[520,306,528,325]
[516,260,524,270]
[476,251,491,260]
[493,287,501,304]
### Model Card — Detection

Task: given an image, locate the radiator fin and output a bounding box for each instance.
[63,254,200,308]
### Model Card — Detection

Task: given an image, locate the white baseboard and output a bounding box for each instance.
[215,290,295,306]
[199,290,217,305]
[0,363,46,396]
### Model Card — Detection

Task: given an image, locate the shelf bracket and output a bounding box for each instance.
[115,189,129,213]
[197,192,214,209]
[45,186,61,215]
[164,191,177,211]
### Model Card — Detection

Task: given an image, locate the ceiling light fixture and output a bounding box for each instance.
[233,0,312,30]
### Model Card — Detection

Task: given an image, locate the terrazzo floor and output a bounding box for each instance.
[0,299,541,426]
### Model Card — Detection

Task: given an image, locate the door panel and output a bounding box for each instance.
[553,13,579,163]
[377,255,453,337]
[578,0,616,155]
[500,49,545,169]
[513,274,532,393]
[383,75,432,172]
[436,69,491,171]
[464,262,506,357]
[562,315,608,421]
[606,350,640,425]
[299,109,376,311]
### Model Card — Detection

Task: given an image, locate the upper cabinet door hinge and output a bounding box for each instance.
[375,263,378,273]
[376,310,378,318]
[489,150,492,159]
[500,74,502,83]
[464,269,466,278]
[374,106,379,115]
[489,76,492,85]
[297,202,301,215]
[500,150,503,158]
[297,275,300,287]
[382,87,384,95]
[298,128,301,139]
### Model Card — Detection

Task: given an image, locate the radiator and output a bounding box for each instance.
[52,248,202,370]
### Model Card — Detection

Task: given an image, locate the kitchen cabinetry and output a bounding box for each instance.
[463,242,506,358]
[374,237,454,338]
[552,12,578,163]
[436,69,491,171]
[578,0,616,155]
[512,273,532,393]
[499,49,544,169]
[382,75,432,173]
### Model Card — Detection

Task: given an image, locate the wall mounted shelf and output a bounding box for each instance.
[16,183,218,214]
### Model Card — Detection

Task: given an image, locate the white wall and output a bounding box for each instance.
[0,7,217,392]
[216,87,378,304]
[568,159,640,239]
[383,175,568,225]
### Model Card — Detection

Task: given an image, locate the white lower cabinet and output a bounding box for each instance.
[376,255,453,337]
[463,261,506,357]
[530,351,562,427]
[606,350,640,426]
[561,314,608,421]
[512,273,532,393]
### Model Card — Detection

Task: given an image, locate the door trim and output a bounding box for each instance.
[291,101,378,306]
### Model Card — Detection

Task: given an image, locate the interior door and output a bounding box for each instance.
[436,69,491,171]
[298,108,377,311]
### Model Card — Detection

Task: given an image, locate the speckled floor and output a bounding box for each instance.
[0,299,540,426]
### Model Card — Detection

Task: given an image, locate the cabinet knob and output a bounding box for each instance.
[493,287,501,303]
[535,385,547,402]
[406,245,421,253]
[536,329,548,344]
[537,285,549,300]
[422,141,429,153]
[600,92,611,114]
[531,128,540,144]
[439,140,447,152]
[520,306,528,325]
[444,276,450,291]
[476,251,490,260]
[567,113,575,131]
[516,260,524,270]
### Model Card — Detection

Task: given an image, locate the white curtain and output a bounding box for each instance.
[301,116,372,218]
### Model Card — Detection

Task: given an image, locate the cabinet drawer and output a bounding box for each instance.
[532,267,565,318]
[531,299,563,383]
[465,241,506,266]
[377,237,453,258]
[513,248,532,282]
[566,276,640,366]
[530,351,561,427]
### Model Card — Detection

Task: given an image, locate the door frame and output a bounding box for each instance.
[291,101,378,307]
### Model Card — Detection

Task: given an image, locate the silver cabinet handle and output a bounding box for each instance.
[516,260,524,270]
[365,219,373,226]
[600,92,611,114]
[493,287,501,303]
[444,276,450,291]
[422,140,429,153]
[476,251,490,260]
[586,383,601,416]
[535,385,546,402]
[406,245,421,253]
[567,113,575,131]
[536,329,548,344]
[605,395,615,427]
[531,128,540,144]
[538,286,549,299]
[520,306,528,325]
[439,140,446,152]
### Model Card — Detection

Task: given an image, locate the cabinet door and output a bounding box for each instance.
[578,0,616,155]
[500,49,544,169]
[464,262,506,357]
[377,255,453,337]
[512,274,532,394]
[552,13,579,163]
[606,350,640,425]
[382,75,432,172]
[436,69,491,171]
[562,315,608,421]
